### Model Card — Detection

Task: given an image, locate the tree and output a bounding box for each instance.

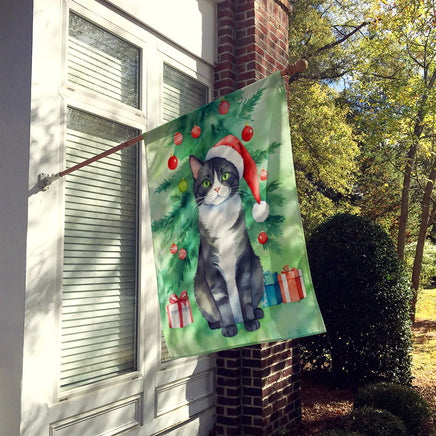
[288,0,363,234]
[347,0,436,319]
[288,0,376,84]
[287,0,435,320]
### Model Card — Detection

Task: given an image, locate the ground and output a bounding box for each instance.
[296,288,436,435]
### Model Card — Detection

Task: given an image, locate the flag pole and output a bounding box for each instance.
[38,60,307,191]
[38,133,144,190]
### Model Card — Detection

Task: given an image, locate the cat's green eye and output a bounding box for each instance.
[202,179,211,188]
[222,172,229,181]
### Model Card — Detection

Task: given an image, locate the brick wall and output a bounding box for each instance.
[215,0,292,99]
[214,1,302,434]
[215,342,301,435]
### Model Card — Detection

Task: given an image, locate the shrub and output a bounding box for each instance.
[319,430,362,435]
[354,383,432,435]
[303,213,412,386]
[346,406,407,436]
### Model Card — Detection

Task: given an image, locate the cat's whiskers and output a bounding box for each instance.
[195,195,207,206]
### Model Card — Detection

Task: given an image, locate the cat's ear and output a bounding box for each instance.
[189,155,203,180]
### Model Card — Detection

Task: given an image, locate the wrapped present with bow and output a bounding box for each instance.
[261,271,283,307]
[277,265,307,303]
[166,290,193,328]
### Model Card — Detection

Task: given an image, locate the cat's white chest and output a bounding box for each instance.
[199,195,243,322]
[198,194,241,238]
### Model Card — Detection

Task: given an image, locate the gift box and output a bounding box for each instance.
[261,271,283,307]
[277,265,307,303]
[166,290,193,328]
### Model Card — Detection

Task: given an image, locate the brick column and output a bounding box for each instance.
[214,1,302,435]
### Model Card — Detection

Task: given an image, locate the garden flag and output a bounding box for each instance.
[145,71,325,358]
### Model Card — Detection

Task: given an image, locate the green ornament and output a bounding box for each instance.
[178,178,188,192]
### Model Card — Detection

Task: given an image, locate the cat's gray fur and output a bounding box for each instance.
[189,155,264,337]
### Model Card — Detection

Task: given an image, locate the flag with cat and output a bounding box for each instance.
[145,72,326,358]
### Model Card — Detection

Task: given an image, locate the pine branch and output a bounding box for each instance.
[151,192,194,235]
[266,183,285,207]
[266,213,285,227]
[155,161,191,194]
[251,142,281,163]
[152,211,176,234]
[237,88,265,121]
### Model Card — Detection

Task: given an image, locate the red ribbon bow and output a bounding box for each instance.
[169,290,188,304]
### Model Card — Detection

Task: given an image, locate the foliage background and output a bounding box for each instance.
[288,0,436,299]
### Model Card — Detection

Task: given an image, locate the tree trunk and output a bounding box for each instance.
[397,145,416,261]
[410,156,436,323]
[397,69,436,259]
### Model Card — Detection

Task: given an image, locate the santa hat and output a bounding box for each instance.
[206,134,269,223]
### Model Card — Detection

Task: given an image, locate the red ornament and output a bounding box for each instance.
[258,231,268,245]
[191,125,201,138]
[178,248,187,260]
[219,99,229,115]
[241,125,254,142]
[260,169,268,181]
[170,243,178,254]
[168,154,178,170]
[174,132,183,145]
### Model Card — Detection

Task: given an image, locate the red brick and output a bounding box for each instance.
[238,71,256,82]
[218,16,235,28]
[225,386,242,397]
[215,61,236,72]
[237,35,256,47]
[243,405,263,416]
[217,8,235,21]
[214,80,235,92]
[218,43,235,54]
[218,395,241,406]
[239,1,256,12]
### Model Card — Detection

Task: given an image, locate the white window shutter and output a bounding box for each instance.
[61,109,139,389]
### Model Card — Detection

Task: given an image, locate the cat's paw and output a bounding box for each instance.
[222,325,238,337]
[208,321,221,330]
[244,319,260,332]
[254,308,264,319]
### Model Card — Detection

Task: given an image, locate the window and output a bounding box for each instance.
[60,12,140,390]
[162,63,208,122]
[160,64,208,363]
[68,12,140,108]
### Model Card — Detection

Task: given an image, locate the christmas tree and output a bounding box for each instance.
[150,84,286,294]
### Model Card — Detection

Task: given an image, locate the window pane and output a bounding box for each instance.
[68,13,140,108]
[60,108,138,389]
[161,65,208,362]
[162,64,208,122]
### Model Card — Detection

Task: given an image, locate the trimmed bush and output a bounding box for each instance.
[346,406,407,435]
[303,213,412,386]
[354,383,432,435]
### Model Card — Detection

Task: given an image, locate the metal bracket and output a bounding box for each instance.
[38,173,61,191]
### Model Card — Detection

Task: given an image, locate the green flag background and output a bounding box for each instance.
[145,72,325,358]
